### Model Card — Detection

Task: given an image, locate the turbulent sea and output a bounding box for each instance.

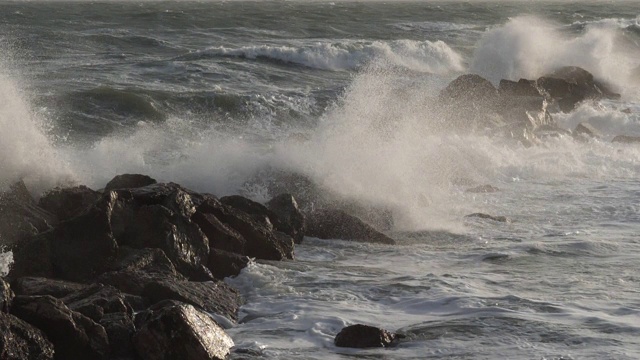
[1,1,640,358]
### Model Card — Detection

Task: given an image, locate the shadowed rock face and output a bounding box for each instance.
[11,277,86,299]
[104,174,157,193]
[266,193,306,244]
[38,186,100,222]
[0,312,54,360]
[334,324,400,348]
[133,302,234,360]
[306,209,395,245]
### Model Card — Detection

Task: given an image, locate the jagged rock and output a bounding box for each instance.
[465,185,500,193]
[266,194,306,244]
[334,324,400,348]
[208,248,250,279]
[465,213,510,223]
[142,279,240,322]
[62,284,132,323]
[100,311,135,359]
[499,79,541,97]
[133,302,234,360]
[574,122,602,139]
[0,312,54,360]
[196,198,294,261]
[537,66,620,112]
[220,195,275,229]
[97,247,187,296]
[111,185,212,281]
[38,186,100,222]
[12,277,86,298]
[104,174,157,192]
[612,135,640,144]
[11,295,109,360]
[192,211,246,254]
[0,181,56,248]
[1,278,14,313]
[306,209,395,244]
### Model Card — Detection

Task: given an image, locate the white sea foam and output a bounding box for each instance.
[470,16,640,96]
[205,40,465,73]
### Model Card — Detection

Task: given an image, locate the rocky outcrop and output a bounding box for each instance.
[0,312,54,360]
[38,186,100,222]
[0,181,56,248]
[306,209,395,244]
[133,302,234,360]
[104,174,157,192]
[334,324,401,348]
[11,295,110,360]
[266,194,306,244]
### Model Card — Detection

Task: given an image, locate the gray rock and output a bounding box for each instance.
[133,302,234,360]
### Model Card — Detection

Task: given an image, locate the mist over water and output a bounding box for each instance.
[1,1,640,358]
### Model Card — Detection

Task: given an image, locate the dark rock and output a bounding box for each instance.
[499,78,541,97]
[11,295,109,360]
[62,284,132,322]
[612,135,640,144]
[0,312,54,360]
[440,74,498,104]
[8,234,54,281]
[574,122,602,139]
[1,278,14,313]
[0,181,57,248]
[196,198,294,261]
[97,247,187,296]
[142,279,240,322]
[220,195,275,229]
[133,302,233,360]
[208,248,250,279]
[38,186,100,222]
[465,185,500,193]
[306,209,395,244]
[334,324,400,348]
[100,311,135,359]
[192,211,246,254]
[12,277,86,298]
[104,174,157,192]
[495,95,553,129]
[465,213,510,223]
[266,194,306,244]
[537,66,620,111]
[438,74,501,131]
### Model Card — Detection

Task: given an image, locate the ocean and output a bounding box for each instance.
[1,1,640,358]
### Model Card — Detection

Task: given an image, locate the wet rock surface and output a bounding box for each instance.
[334,324,401,348]
[0,312,55,360]
[104,174,157,192]
[307,209,395,244]
[38,185,100,222]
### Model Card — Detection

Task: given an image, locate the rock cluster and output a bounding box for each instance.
[0,173,397,359]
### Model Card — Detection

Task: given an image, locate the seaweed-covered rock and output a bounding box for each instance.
[0,312,54,360]
[104,174,157,192]
[11,277,86,299]
[142,279,240,322]
[334,324,400,348]
[306,209,395,245]
[11,295,109,360]
[38,186,100,222]
[266,193,306,244]
[133,302,233,360]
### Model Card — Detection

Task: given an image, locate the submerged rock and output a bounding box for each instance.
[104,174,157,192]
[133,302,234,360]
[0,312,54,360]
[574,122,602,139]
[334,324,400,348]
[465,213,511,223]
[11,295,110,360]
[306,209,395,244]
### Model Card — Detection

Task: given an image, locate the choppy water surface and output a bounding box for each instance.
[1,1,640,358]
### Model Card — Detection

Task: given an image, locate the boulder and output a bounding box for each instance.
[0,181,56,248]
[100,311,136,359]
[11,277,86,298]
[142,279,240,322]
[196,198,294,261]
[61,284,132,323]
[438,74,501,130]
[11,295,110,360]
[38,186,100,222]
[266,194,306,244]
[220,195,275,229]
[537,66,620,111]
[1,278,14,313]
[334,324,400,348]
[208,248,250,279]
[574,122,602,139]
[0,312,54,360]
[96,247,187,296]
[612,135,640,144]
[498,79,541,97]
[191,211,246,254]
[465,185,500,193]
[133,302,234,360]
[439,74,498,104]
[104,174,157,193]
[306,209,395,245]
[465,213,510,223]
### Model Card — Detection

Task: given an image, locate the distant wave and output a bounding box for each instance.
[392,21,482,33]
[177,40,465,74]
